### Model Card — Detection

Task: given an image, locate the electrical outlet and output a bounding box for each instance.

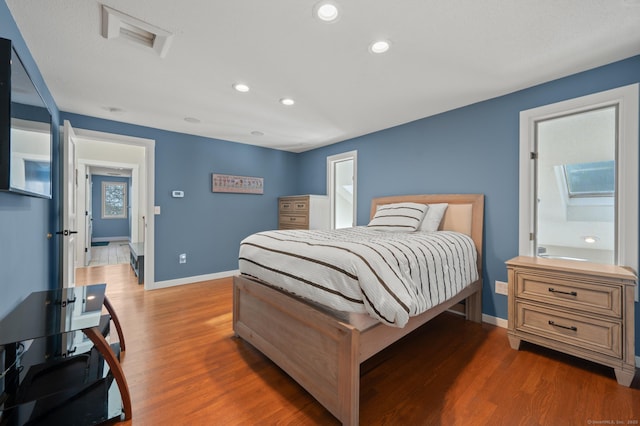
[179,253,187,264]
[495,280,508,296]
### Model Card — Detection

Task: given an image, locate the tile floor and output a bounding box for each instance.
[88,240,129,266]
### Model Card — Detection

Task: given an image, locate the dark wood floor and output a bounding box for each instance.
[77,264,640,425]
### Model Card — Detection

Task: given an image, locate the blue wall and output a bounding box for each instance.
[297,55,640,355]
[0,1,60,319]
[91,175,130,240]
[60,112,299,282]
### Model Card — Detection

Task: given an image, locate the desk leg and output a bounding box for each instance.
[103,296,126,352]
[82,327,132,420]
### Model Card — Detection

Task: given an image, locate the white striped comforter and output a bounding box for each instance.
[238,227,478,328]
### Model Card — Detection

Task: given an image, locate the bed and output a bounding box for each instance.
[233,194,484,425]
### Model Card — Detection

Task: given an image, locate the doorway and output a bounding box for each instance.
[80,164,136,267]
[327,151,357,229]
[64,124,156,289]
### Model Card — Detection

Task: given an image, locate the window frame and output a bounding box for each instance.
[101,181,128,219]
[563,160,615,199]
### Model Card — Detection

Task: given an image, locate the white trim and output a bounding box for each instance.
[153,270,239,289]
[519,84,639,301]
[326,150,357,229]
[482,314,508,328]
[72,126,156,290]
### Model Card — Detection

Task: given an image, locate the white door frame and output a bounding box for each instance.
[80,163,92,266]
[67,126,156,290]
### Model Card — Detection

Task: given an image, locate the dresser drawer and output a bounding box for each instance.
[514,271,621,318]
[515,302,622,359]
[279,214,308,228]
[279,198,308,213]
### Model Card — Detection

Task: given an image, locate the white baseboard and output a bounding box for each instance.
[152,269,239,290]
[482,313,508,328]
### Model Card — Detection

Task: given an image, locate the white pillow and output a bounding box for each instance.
[418,203,448,232]
[368,202,428,232]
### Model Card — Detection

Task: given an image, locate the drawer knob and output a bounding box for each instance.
[548,320,577,332]
[548,287,577,297]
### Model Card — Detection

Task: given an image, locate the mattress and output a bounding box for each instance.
[238,227,478,328]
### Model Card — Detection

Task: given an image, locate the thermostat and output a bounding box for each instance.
[171,190,184,198]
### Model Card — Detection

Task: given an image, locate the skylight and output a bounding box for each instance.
[563,160,615,198]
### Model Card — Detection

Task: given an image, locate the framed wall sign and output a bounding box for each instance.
[212,173,264,194]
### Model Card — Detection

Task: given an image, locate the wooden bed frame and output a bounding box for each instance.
[233,194,484,425]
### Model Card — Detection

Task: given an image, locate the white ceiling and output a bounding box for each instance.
[7,0,640,152]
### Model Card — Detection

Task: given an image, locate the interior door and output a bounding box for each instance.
[62,120,78,288]
[535,106,616,263]
[327,151,357,229]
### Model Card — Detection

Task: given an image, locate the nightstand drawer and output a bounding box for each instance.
[515,302,622,359]
[515,271,621,318]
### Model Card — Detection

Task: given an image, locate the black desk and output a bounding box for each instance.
[0,285,130,425]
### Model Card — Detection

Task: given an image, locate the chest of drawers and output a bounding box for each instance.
[506,256,637,386]
[278,195,329,230]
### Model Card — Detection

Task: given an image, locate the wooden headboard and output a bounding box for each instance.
[370,194,484,271]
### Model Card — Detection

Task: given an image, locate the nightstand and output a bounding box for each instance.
[506,256,637,386]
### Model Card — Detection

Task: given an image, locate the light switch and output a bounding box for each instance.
[154,206,161,215]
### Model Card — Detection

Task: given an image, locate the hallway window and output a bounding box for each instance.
[102,181,127,219]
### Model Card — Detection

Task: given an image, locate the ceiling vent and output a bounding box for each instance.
[101,5,173,58]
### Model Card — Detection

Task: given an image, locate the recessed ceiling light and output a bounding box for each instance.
[314,2,339,22]
[370,40,391,54]
[280,98,295,106]
[251,131,264,136]
[184,117,200,123]
[233,83,250,93]
[583,236,599,244]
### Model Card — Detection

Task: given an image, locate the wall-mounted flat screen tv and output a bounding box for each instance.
[0,37,53,199]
